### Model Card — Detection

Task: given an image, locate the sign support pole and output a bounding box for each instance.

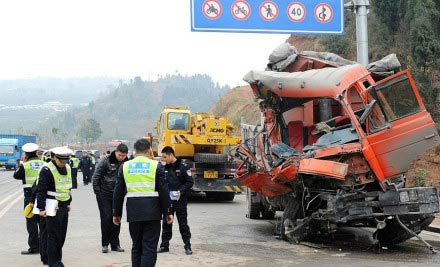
[345,0,370,66]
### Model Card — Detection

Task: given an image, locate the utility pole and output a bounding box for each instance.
[344,0,370,66]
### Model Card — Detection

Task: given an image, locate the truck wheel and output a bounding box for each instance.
[206,192,235,201]
[13,161,19,171]
[376,214,434,246]
[247,188,261,219]
[194,153,228,163]
[280,198,302,241]
[219,192,235,201]
[261,206,275,219]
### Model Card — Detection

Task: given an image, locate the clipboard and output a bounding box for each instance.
[32,199,58,216]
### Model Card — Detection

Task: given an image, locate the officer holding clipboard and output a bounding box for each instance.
[36,146,73,267]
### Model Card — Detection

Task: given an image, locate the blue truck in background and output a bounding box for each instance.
[0,134,36,170]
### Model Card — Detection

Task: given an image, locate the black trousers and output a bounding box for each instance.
[24,196,39,250]
[129,220,161,267]
[71,168,78,189]
[96,195,121,248]
[46,205,68,267]
[82,170,92,184]
[39,217,48,263]
[160,197,191,249]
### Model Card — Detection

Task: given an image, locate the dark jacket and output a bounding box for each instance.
[79,156,92,172]
[92,151,128,198]
[164,158,194,194]
[113,158,171,222]
[36,160,72,210]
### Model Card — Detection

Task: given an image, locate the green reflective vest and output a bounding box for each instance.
[23,159,44,188]
[47,161,72,202]
[91,156,96,165]
[123,156,158,198]
[71,157,80,168]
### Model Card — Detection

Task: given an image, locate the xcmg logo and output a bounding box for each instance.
[209,128,224,133]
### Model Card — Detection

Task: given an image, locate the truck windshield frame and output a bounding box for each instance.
[168,112,190,130]
[374,74,421,122]
[0,145,15,154]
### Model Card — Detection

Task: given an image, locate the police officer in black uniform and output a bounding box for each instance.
[36,146,73,267]
[113,139,173,267]
[13,142,44,255]
[158,146,194,255]
[69,154,80,189]
[79,152,93,185]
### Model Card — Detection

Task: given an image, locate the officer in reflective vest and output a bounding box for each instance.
[31,159,49,265]
[113,139,173,267]
[90,152,96,175]
[13,142,44,255]
[36,146,73,267]
[69,154,80,189]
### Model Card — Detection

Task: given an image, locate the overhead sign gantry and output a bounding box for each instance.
[191,0,344,34]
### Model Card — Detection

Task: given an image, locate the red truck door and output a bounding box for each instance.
[362,70,440,181]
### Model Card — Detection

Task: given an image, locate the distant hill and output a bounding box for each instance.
[0,77,118,105]
[37,74,230,143]
[0,77,118,134]
[210,85,259,129]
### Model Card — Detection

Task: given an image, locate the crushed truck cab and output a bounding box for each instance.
[232,45,440,246]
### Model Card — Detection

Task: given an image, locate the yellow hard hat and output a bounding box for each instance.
[24,203,34,219]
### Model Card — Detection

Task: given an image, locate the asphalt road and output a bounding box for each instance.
[0,169,439,267]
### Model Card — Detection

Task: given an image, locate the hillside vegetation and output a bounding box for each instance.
[38,74,229,143]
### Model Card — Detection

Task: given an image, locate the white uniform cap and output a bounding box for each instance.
[51,146,73,163]
[22,143,39,153]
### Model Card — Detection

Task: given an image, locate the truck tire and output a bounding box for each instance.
[14,161,19,171]
[280,198,302,241]
[376,214,434,246]
[194,153,228,163]
[247,188,261,219]
[206,192,235,201]
[261,206,275,219]
[219,192,235,201]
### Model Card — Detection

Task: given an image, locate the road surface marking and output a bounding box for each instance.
[0,189,23,219]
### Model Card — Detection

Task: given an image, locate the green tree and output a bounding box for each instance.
[77,119,102,144]
[409,0,440,71]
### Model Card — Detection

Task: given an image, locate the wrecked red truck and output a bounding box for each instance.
[231,44,440,249]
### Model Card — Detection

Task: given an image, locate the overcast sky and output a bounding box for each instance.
[0,0,289,87]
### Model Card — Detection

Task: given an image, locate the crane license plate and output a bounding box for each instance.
[204,170,218,179]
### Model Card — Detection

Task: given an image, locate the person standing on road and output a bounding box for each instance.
[90,152,97,176]
[113,139,173,267]
[79,152,93,185]
[158,146,194,255]
[69,154,80,189]
[13,142,45,255]
[92,143,128,253]
[36,146,73,267]
[31,149,50,265]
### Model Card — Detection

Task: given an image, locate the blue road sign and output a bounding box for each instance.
[191,0,344,34]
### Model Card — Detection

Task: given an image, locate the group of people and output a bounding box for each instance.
[14,139,194,267]
[14,144,75,267]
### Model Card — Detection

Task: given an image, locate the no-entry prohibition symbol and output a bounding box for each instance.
[202,0,222,20]
[314,3,333,23]
[231,1,251,21]
[259,1,278,21]
[287,2,306,22]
